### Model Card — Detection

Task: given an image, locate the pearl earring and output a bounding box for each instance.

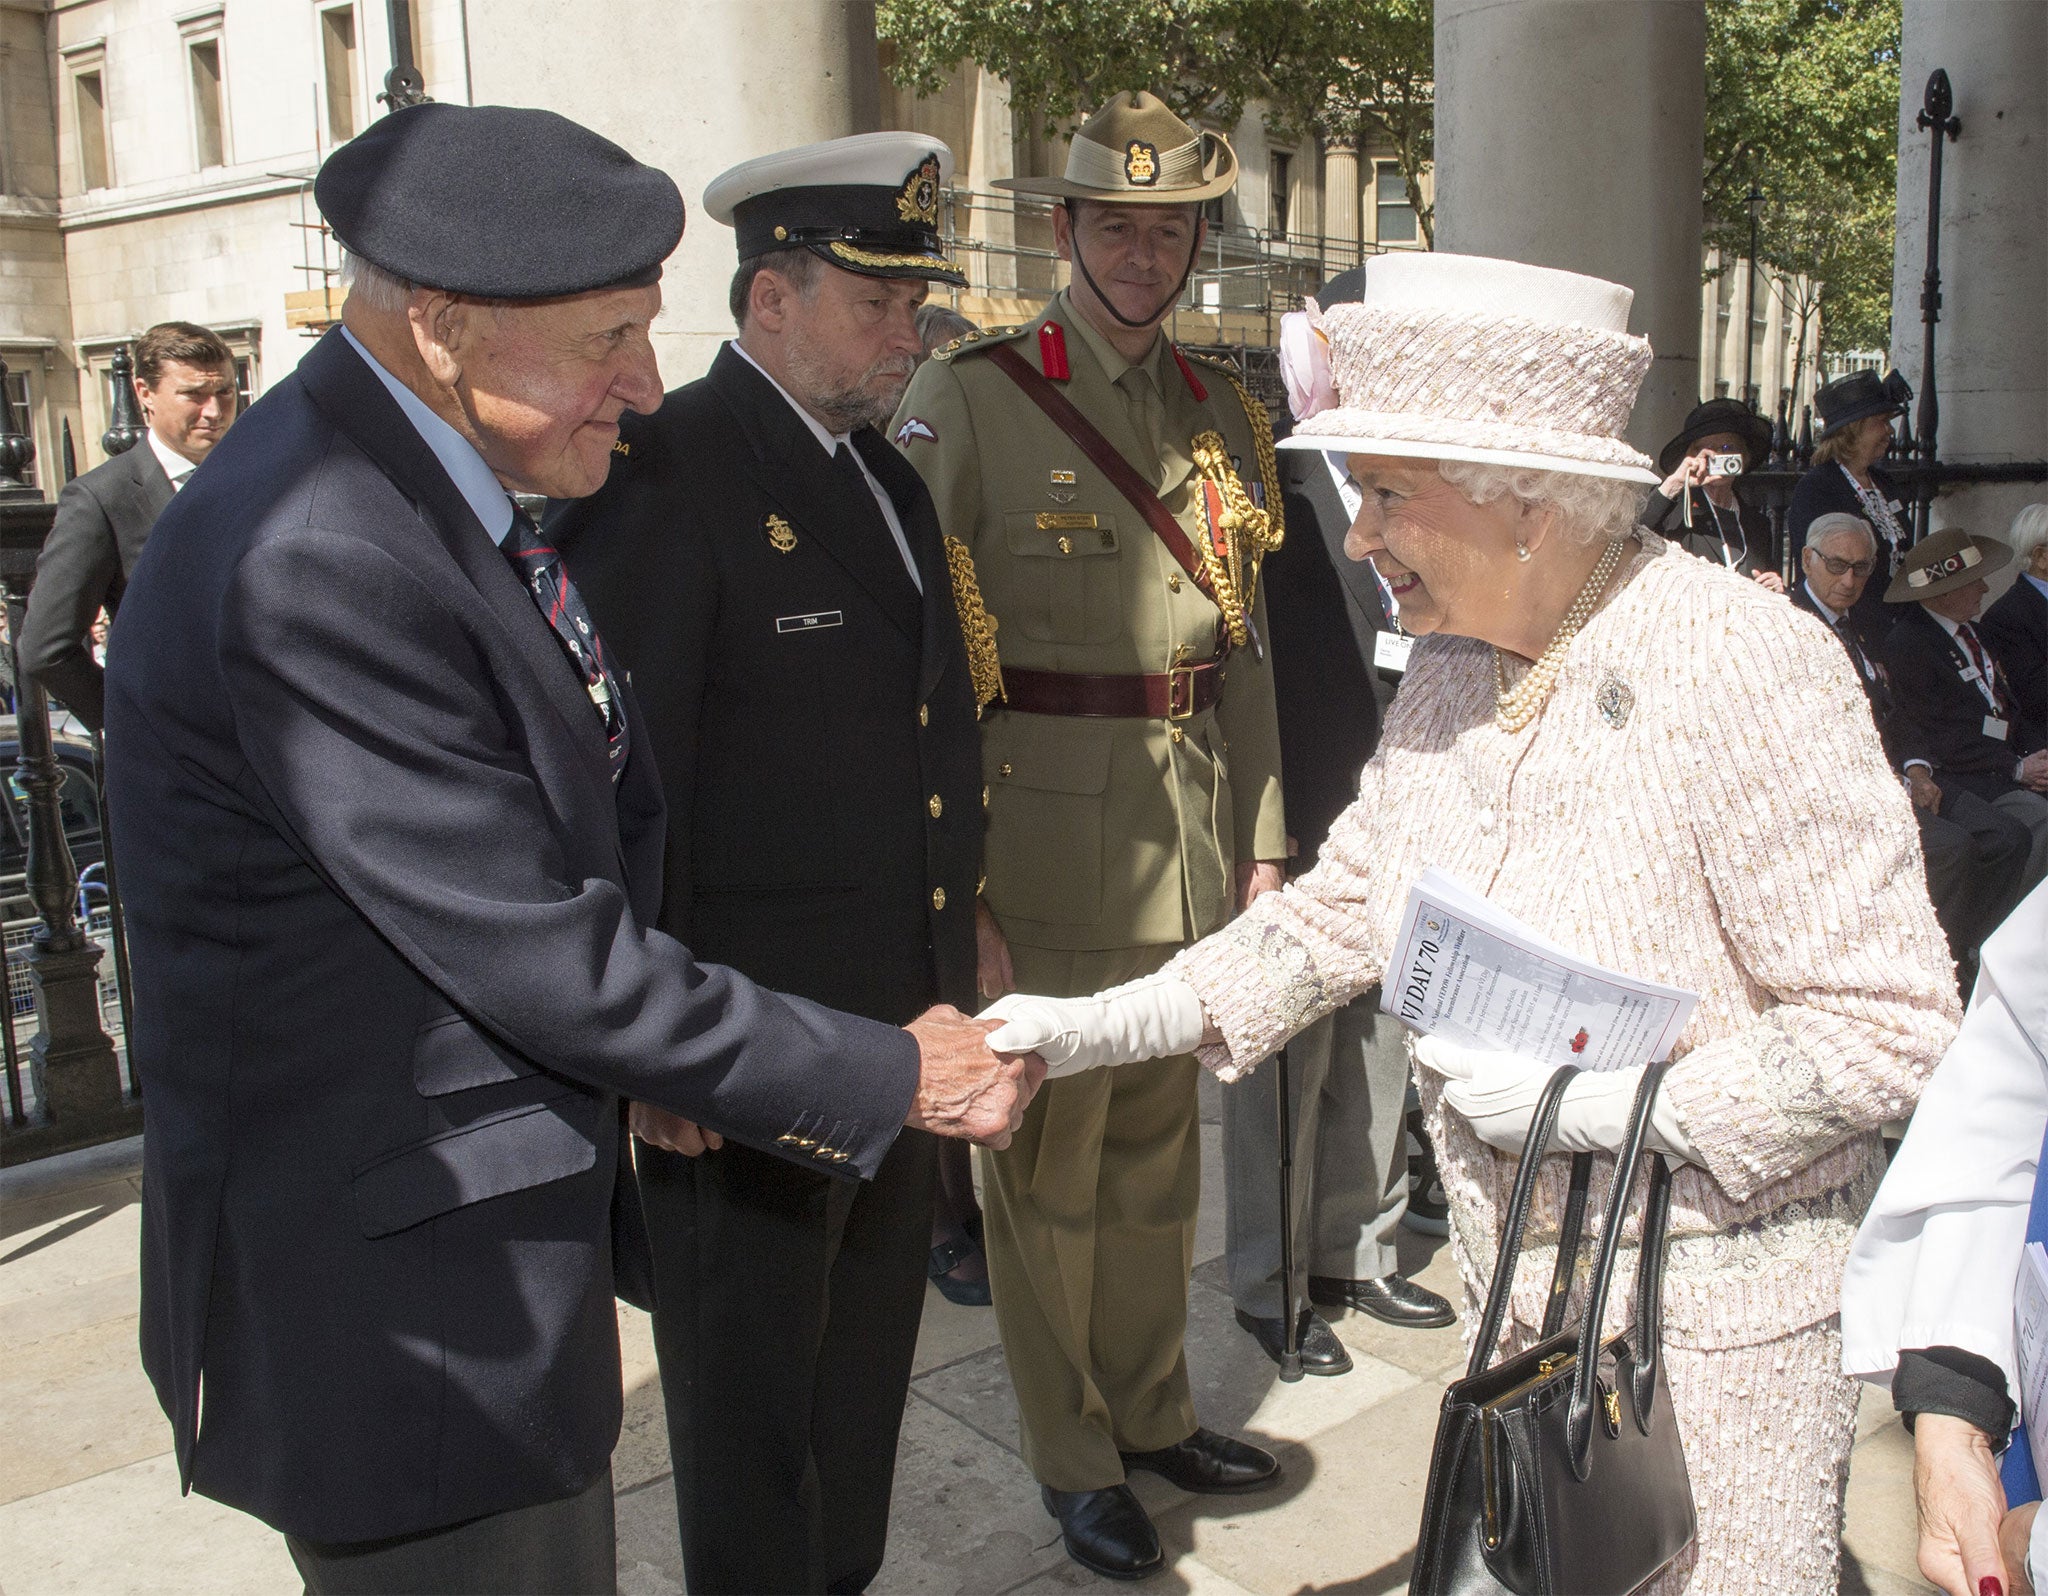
[1515,542,1531,562]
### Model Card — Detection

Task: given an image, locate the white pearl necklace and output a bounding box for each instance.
[1493,536,1628,733]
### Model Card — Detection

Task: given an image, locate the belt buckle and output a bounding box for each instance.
[1167,663,1198,720]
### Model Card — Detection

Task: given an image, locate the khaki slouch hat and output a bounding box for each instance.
[996,90,1237,205]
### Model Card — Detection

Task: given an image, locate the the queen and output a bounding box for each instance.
[986,252,1960,1593]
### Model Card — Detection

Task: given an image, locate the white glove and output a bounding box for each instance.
[1414,1036,1699,1166]
[979,974,1207,1078]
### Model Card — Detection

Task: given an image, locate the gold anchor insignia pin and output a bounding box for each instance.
[765,514,798,553]
[896,154,942,226]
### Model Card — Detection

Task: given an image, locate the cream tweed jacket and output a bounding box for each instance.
[1171,535,1962,1350]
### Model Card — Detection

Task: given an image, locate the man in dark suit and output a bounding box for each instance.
[1979,505,2048,747]
[104,104,1038,1596]
[1218,265,1455,1383]
[1879,526,2048,911]
[1791,513,2033,972]
[548,133,988,1596]
[17,321,238,730]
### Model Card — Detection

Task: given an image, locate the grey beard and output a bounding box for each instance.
[786,347,914,434]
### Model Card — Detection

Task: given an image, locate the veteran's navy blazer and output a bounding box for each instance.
[104,328,920,1543]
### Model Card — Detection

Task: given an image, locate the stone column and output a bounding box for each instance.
[1434,0,1705,457]
[463,0,882,382]
[1322,138,1361,275]
[963,67,1017,298]
[1891,1,2047,553]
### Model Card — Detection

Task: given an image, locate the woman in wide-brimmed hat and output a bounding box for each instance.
[1644,397,1780,584]
[1788,368,1915,644]
[982,251,1960,1594]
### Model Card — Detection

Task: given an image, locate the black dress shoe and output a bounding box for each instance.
[1233,1308,1353,1375]
[1119,1427,1279,1494]
[1309,1272,1457,1328]
[1040,1484,1163,1581]
[927,1232,991,1307]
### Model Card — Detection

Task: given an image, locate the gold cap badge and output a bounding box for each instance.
[766,514,797,553]
[1124,141,1159,185]
[896,154,942,226]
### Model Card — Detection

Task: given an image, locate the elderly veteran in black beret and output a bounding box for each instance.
[1788,368,1914,646]
[1645,397,1782,588]
[1882,526,2048,897]
[549,130,988,1596]
[103,102,1038,1596]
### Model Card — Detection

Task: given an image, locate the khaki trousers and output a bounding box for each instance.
[980,941,1201,1491]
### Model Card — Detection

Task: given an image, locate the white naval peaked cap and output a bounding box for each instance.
[1360,252,1636,334]
[703,131,956,225]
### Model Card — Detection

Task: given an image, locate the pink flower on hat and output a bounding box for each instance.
[1278,302,1337,422]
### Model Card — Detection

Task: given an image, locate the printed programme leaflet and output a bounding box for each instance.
[2017,1241,2048,1491]
[1380,868,1699,1072]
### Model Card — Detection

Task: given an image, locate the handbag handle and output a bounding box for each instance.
[1464,1066,1580,1380]
[1628,1151,1675,1427]
[1565,1060,1673,1476]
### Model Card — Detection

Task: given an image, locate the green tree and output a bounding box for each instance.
[1703,0,1900,360]
[876,0,1438,243]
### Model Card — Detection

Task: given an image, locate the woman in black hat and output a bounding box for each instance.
[1788,369,1914,645]
[1646,397,1780,587]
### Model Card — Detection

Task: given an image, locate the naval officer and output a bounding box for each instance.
[893,90,1287,1581]
[550,132,987,1594]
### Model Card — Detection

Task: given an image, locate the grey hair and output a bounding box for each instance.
[915,303,977,358]
[1433,460,1649,545]
[338,250,418,315]
[1805,512,1875,552]
[2007,502,2048,566]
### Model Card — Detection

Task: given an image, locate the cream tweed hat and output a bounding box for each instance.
[1279,252,1660,484]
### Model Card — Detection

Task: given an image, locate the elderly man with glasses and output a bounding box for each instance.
[1792,513,2033,982]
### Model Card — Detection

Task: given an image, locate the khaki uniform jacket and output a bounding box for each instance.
[893,292,1286,953]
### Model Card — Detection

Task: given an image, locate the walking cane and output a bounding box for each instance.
[1274,1043,1302,1382]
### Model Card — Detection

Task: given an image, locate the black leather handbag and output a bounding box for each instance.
[1410,1063,1695,1596]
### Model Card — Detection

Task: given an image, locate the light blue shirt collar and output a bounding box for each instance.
[2027,572,2048,602]
[340,325,515,544]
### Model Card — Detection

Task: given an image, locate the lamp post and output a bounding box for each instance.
[1742,181,1764,412]
[1911,68,1961,545]
[379,0,428,111]
[101,345,145,458]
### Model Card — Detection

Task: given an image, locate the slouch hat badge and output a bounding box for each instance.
[1125,140,1159,185]
[1596,675,1634,728]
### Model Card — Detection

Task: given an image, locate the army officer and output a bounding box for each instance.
[893,90,1288,1582]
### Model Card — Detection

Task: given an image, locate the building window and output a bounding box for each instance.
[74,69,110,190]
[322,7,359,145]
[190,39,226,167]
[1375,165,1416,244]
[1269,151,1292,237]
[3,366,36,488]
[232,353,256,411]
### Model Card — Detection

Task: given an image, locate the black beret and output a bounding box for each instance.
[315,103,685,299]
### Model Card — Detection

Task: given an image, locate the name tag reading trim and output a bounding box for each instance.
[776,610,844,635]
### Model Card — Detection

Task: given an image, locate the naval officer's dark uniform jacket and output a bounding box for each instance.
[551,342,981,1593]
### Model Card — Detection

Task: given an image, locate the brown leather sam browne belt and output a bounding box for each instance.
[1000,661,1224,720]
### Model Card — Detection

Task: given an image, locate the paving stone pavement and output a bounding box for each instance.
[2,1078,1936,1594]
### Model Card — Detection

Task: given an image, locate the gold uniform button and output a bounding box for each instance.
[918,703,929,727]
[998,762,1013,778]
[982,784,990,810]
[830,1151,851,1164]
[932,887,947,911]
[1169,725,1185,744]
[1168,572,1182,592]
[1057,535,1074,555]
[776,1133,800,1145]
[928,794,943,819]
